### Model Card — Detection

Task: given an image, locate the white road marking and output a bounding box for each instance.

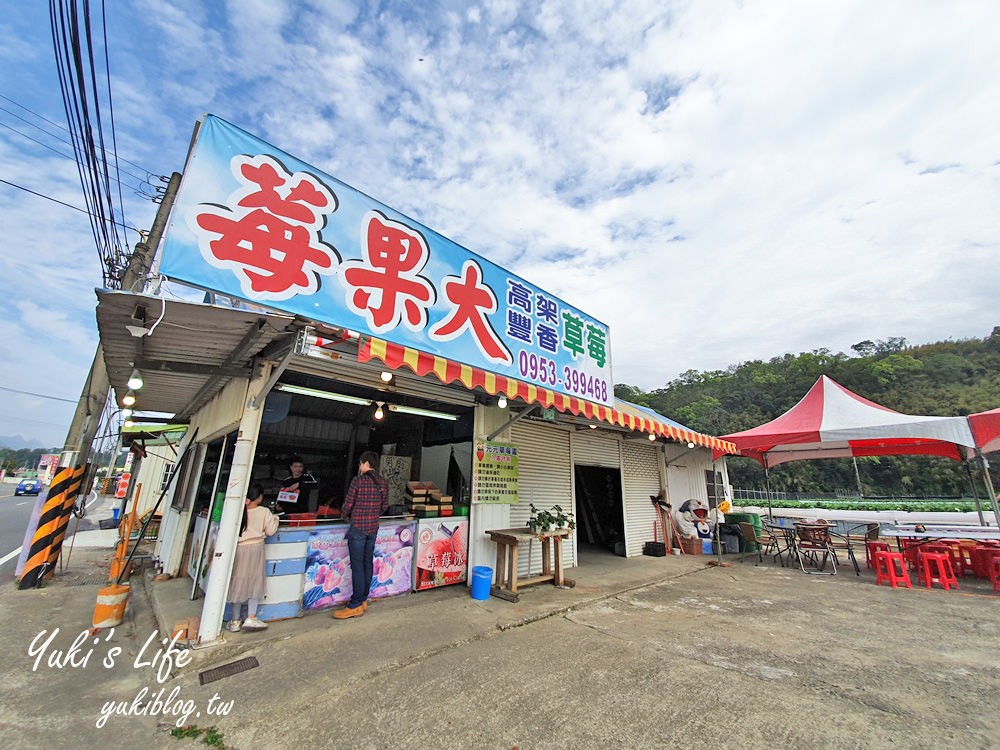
[0,546,23,567]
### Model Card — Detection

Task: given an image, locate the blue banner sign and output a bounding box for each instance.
[159,115,614,405]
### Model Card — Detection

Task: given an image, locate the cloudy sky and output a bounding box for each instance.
[2,0,998,448]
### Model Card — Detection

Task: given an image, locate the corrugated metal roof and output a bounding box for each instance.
[96,290,296,419]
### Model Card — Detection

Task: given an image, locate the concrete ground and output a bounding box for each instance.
[1,515,998,750]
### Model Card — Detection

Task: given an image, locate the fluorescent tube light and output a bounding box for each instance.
[387,404,458,421]
[275,384,372,406]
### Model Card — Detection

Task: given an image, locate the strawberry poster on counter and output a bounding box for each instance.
[414,518,469,591]
[303,520,416,610]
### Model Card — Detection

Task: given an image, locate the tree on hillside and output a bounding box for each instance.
[634,328,1000,495]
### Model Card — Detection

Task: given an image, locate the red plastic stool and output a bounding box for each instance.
[990,556,1000,593]
[924,543,966,577]
[917,552,960,590]
[970,546,1000,578]
[900,540,922,570]
[874,551,912,589]
[866,541,890,570]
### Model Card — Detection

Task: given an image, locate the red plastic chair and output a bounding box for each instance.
[866,541,890,570]
[991,556,1000,593]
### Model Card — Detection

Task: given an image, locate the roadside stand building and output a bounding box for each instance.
[90,115,736,643]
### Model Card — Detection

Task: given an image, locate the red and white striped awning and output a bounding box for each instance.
[358,336,736,454]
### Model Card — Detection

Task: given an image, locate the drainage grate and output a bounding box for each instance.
[198,656,259,686]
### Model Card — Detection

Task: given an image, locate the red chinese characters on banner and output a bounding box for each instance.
[193,155,340,301]
[341,211,436,332]
[429,260,512,365]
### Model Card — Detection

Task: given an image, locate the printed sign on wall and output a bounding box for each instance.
[471,441,519,504]
[159,115,614,406]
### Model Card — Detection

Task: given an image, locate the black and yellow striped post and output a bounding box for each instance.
[17,466,80,590]
[44,465,86,577]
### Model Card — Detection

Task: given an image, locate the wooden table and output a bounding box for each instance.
[485,527,576,602]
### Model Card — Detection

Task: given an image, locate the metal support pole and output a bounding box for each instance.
[852,456,864,499]
[196,370,269,645]
[965,460,986,526]
[977,452,1000,528]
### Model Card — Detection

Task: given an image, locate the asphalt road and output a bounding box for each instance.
[0,485,38,579]
[0,484,101,582]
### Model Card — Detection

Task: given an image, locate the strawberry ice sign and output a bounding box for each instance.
[160,115,613,405]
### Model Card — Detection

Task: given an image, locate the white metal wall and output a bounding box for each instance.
[510,421,574,576]
[664,445,715,511]
[571,430,621,468]
[468,406,513,576]
[132,447,175,518]
[621,441,662,557]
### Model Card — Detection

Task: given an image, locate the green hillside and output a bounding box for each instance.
[616,328,1000,497]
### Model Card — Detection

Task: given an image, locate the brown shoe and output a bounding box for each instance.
[333,604,365,619]
[361,600,368,613]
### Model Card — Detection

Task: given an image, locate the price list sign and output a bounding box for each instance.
[472,441,519,504]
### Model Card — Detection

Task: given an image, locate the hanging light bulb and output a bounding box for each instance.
[648,433,656,441]
[687,442,696,449]
[589,424,598,429]
[374,401,385,420]
[497,395,507,409]
[124,418,135,428]
[122,390,136,407]
[121,407,133,419]
[127,368,144,390]
[380,371,394,383]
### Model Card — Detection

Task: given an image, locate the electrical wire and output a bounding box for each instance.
[0,93,161,181]
[0,178,144,233]
[0,385,78,403]
[0,121,150,193]
[49,0,133,287]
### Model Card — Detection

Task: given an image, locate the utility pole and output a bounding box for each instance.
[16,172,182,587]
[59,172,181,472]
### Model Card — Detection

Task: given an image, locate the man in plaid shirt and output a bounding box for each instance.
[334,451,389,619]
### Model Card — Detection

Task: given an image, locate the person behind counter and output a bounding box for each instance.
[333,451,388,620]
[227,483,279,633]
[277,455,319,513]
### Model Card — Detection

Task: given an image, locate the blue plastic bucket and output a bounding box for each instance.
[470,565,492,600]
[701,539,714,555]
[112,507,121,521]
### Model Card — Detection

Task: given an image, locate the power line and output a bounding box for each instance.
[0,120,151,193]
[0,386,77,404]
[0,177,144,234]
[0,92,160,178]
[50,0,138,286]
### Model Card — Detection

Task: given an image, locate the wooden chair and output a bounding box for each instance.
[794,523,838,575]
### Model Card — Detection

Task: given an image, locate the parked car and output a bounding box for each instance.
[15,478,42,496]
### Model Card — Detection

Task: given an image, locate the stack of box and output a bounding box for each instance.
[406,481,439,518]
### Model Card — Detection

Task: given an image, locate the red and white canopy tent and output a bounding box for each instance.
[969,408,1000,455]
[718,375,1000,526]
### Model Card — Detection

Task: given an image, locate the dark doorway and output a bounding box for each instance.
[574,465,626,556]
